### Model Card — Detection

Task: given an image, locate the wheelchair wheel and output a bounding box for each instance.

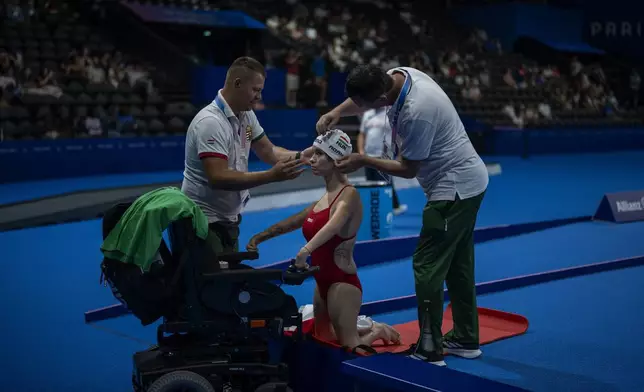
[254,382,293,392]
[147,371,215,392]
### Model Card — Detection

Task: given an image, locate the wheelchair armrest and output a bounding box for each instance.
[202,268,283,283]
[217,251,259,263]
[283,266,320,286]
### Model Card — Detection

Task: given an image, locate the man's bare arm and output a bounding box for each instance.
[251,134,301,165]
[361,155,421,179]
[202,157,277,190]
[332,98,366,118]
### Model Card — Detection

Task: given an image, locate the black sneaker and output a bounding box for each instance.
[442,338,482,359]
[400,344,446,367]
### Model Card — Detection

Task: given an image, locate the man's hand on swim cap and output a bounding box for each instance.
[334,153,365,174]
[316,112,340,134]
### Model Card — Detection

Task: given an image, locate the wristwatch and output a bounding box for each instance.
[295,151,301,160]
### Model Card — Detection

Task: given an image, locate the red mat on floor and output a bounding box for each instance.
[293,305,529,356]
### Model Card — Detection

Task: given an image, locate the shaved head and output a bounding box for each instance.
[225,56,266,87]
[221,56,266,113]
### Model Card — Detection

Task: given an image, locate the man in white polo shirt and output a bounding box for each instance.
[316,65,488,367]
[182,57,311,255]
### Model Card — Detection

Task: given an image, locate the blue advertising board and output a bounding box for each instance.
[354,181,393,242]
[583,2,644,59]
[593,190,644,223]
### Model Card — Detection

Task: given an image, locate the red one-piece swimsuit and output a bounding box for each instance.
[301,185,362,301]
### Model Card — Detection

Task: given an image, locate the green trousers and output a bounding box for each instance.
[413,191,485,353]
[205,218,241,256]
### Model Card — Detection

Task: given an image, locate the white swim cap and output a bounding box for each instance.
[313,129,353,161]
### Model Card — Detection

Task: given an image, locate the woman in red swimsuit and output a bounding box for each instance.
[247,129,400,351]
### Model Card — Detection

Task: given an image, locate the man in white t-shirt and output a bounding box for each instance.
[358,107,407,216]
[182,57,312,255]
[316,65,488,367]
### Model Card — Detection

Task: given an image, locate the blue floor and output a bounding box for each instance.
[1,152,644,391]
[447,265,644,392]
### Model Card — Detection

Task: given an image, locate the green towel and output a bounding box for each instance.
[101,187,209,272]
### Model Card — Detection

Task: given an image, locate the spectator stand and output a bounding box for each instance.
[0,0,198,141]
[3,0,644,165]
[513,37,643,129]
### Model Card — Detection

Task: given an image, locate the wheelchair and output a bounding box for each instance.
[99,202,317,392]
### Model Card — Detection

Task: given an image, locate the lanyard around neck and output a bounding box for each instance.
[387,69,412,159]
[214,95,242,137]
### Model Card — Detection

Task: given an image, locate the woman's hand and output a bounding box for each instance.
[294,246,311,268]
[246,234,263,252]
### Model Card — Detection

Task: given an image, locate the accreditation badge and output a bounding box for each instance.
[245,125,252,143]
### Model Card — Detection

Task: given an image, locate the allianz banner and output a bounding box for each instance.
[593,190,644,223]
[583,3,644,58]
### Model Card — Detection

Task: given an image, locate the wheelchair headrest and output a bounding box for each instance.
[102,202,200,241]
[167,218,200,255]
[101,202,133,240]
[101,202,201,270]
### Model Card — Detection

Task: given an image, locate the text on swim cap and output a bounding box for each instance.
[328,144,343,156]
[336,138,349,151]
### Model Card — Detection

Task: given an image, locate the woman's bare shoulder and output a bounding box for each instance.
[333,186,361,216]
[347,186,363,208]
[342,186,360,202]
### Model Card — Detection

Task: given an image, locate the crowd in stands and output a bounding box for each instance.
[1,0,643,141]
[0,0,198,140]
[257,0,642,128]
[266,0,640,128]
[262,2,418,108]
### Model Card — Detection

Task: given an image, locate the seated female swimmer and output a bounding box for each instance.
[246,129,401,351]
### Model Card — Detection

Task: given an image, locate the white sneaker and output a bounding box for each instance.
[443,339,483,359]
[407,352,447,367]
[393,204,408,216]
[403,344,447,367]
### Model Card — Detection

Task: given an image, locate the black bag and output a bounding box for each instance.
[99,202,178,326]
